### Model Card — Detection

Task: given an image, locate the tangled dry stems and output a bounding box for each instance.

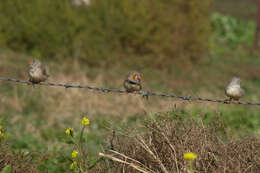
[97,113,260,173]
[0,143,39,173]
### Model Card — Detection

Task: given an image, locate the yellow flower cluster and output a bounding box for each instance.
[70,161,77,169]
[0,125,4,137]
[184,152,197,160]
[81,117,90,126]
[66,117,91,169]
[65,128,74,135]
[71,150,78,158]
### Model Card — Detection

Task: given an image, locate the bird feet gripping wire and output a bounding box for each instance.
[223,99,231,104]
[183,96,191,101]
[27,80,36,87]
[139,91,149,100]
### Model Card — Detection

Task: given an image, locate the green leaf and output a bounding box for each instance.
[64,139,74,144]
[0,165,11,173]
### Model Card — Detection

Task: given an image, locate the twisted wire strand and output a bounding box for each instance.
[1,77,260,106]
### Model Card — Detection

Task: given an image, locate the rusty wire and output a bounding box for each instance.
[0,77,260,106]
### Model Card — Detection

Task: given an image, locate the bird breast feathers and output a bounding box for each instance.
[226,86,244,98]
[124,80,141,91]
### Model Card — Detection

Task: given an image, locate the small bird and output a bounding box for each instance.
[225,77,245,104]
[123,71,142,93]
[71,0,91,7]
[28,59,49,84]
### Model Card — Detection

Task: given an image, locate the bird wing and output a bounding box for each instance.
[42,66,49,77]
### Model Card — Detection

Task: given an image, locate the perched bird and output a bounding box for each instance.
[123,71,142,93]
[225,77,245,104]
[71,0,91,7]
[28,59,49,84]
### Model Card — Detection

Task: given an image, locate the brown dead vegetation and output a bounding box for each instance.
[0,143,39,173]
[96,113,260,173]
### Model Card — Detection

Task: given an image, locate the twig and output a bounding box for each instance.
[108,150,156,173]
[99,152,151,173]
[136,135,169,173]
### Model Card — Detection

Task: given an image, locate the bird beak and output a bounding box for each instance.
[28,61,32,65]
[137,75,141,80]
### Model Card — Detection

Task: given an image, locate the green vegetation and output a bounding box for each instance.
[0,0,260,172]
[211,12,255,46]
[0,0,211,66]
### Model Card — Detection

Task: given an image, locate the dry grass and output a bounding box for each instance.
[0,49,258,137]
[96,113,260,173]
[0,143,39,173]
[0,49,260,140]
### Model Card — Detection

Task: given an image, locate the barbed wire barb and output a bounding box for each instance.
[1,77,260,106]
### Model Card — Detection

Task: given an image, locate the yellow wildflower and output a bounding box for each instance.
[0,131,4,137]
[65,128,73,135]
[184,152,197,160]
[81,117,90,126]
[70,161,77,169]
[71,150,78,158]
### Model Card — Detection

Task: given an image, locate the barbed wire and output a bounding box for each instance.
[0,77,260,106]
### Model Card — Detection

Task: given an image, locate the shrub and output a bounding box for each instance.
[0,0,82,58]
[211,12,255,47]
[97,112,260,172]
[0,0,211,66]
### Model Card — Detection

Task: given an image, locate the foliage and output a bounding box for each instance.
[0,0,80,59]
[64,117,101,172]
[0,0,211,66]
[0,165,11,173]
[0,125,38,173]
[211,12,255,47]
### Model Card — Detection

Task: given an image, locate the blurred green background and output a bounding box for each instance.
[0,0,211,66]
[0,0,260,172]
